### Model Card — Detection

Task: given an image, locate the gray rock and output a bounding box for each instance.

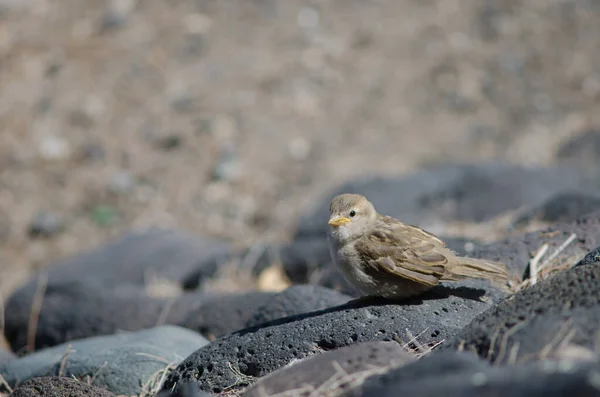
[9,376,116,397]
[0,345,14,366]
[513,192,600,228]
[573,246,600,268]
[242,341,415,397]
[246,285,352,328]
[344,351,600,397]
[556,129,600,168]
[156,381,215,397]
[295,162,599,239]
[5,281,185,351]
[5,281,348,351]
[468,210,600,278]
[108,171,136,194]
[442,263,600,364]
[28,211,65,238]
[19,228,230,289]
[0,325,209,396]
[160,279,505,394]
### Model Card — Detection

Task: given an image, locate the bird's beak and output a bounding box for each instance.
[328,216,351,227]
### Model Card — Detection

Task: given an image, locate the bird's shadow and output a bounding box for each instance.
[233,283,488,337]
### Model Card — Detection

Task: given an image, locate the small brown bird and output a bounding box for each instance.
[327,193,508,299]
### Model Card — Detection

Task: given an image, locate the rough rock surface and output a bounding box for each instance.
[0,325,209,396]
[295,163,600,239]
[442,263,600,364]
[161,279,505,394]
[9,377,117,397]
[573,246,600,268]
[343,351,600,397]
[155,381,215,397]
[246,285,352,328]
[5,281,352,350]
[242,341,415,397]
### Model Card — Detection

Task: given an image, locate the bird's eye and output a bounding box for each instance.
[349,210,356,217]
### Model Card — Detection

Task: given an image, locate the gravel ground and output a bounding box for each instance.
[1,0,600,297]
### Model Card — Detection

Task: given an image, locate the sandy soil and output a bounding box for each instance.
[1,0,600,297]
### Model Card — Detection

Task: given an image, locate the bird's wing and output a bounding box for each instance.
[355,219,455,286]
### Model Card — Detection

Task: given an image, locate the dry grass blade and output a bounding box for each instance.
[529,243,548,286]
[89,361,108,385]
[138,360,178,397]
[0,374,13,394]
[494,320,529,364]
[155,298,176,327]
[404,329,426,355]
[58,344,75,377]
[27,273,48,353]
[538,233,577,271]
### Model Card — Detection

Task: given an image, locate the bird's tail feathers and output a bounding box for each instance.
[442,257,508,286]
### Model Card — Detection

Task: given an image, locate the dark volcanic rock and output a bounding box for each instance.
[175,291,276,340]
[246,285,352,328]
[0,326,208,396]
[9,376,117,397]
[156,381,215,397]
[442,263,600,364]
[242,341,415,397]
[5,281,350,350]
[295,162,600,239]
[160,279,505,394]
[5,281,173,352]
[514,192,600,228]
[22,228,230,290]
[573,246,600,268]
[344,350,600,397]
[468,211,600,278]
[556,129,600,168]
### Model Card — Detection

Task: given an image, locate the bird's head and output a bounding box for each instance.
[328,193,377,244]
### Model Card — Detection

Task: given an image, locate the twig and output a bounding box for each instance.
[401,328,428,348]
[134,352,178,365]
[494,321,529,364]
[538,233,577,271]
[89,361,108,385]
[403,328,429,354]
[507,342,520,365]
[27,273,48,353]
[529,244,548,285]
[58,344,75,377]
[0,374,13,394]
[156,298,176,327]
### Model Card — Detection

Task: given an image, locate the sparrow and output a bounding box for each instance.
[327,193,508,299]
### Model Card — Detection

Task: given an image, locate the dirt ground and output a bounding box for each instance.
[1,0,600,297]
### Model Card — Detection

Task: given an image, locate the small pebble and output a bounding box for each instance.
[109,171,136,194]
[28,211,65,238]
[38,135,72,162]
[154,134,183,151]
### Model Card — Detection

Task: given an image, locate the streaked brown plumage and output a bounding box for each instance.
[327,193,508,299]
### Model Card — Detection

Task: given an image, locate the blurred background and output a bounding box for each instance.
[1,0,600,296]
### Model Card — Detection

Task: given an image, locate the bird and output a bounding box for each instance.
[327,193,508,300]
